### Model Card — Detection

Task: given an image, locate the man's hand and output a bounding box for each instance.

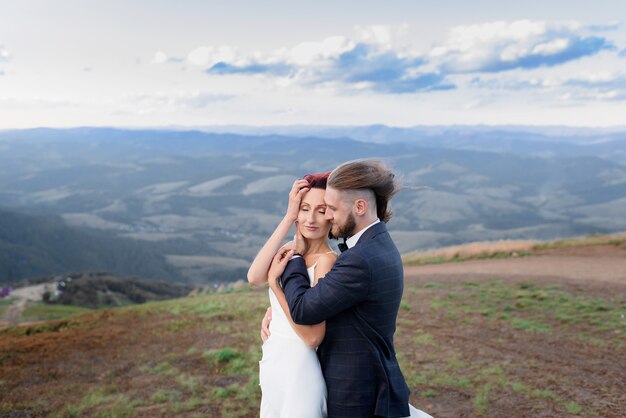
[267,247,294,292]
[294,222,307,255]
[261,307,272,343]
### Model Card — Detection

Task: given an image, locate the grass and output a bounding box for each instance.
[403,240,536,265]
[20,301,91,322]
[397,279,624,416]
[564,401,583,414]
[53,385,142,418]
[534,233,626,251]
[1,270,624,416]
[0,297,13,317]
[142,361,179,377]
[403,232,626,266]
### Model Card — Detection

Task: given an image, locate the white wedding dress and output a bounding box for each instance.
[259,262,327,418]
[258,262,433,418]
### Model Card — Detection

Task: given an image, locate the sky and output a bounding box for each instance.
[1,0,626,129]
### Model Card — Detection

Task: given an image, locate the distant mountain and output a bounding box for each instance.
[195,124,626,164]
[40,272,194,308]
[0,209,185,282]
[0,126,625,283]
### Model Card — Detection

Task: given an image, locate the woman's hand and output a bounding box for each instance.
[261,307,272,343]
[285,179,310,223]
[268,247,294,292]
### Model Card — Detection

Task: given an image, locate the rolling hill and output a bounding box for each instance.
[0,126,625,283]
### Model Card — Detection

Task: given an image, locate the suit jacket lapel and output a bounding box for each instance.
[354,221,387,247]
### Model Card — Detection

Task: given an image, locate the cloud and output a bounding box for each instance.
[199,28,453,93]
[173,21,617,96]
[620,48,626,58]
[152,50,168,64]
[207,61,294,76]
[429,20,614,73]
[0,97,75,108]
[152,50,184,64]
[564,72,626,89]
[471,71,626,101]
[0,45,8,62]
[117,91,235,114]
[187,46,237,67]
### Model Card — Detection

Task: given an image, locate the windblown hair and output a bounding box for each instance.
[327,160,400,223]
[303,171,331,189]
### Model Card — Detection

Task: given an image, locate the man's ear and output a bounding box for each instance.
[354,198,368,216]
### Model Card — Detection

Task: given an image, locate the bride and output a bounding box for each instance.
[248,173,334,417]
[248,173,433,418]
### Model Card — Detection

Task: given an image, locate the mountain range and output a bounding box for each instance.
[1,126,625,283]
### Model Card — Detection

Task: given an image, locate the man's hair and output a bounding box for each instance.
[328,159,400,223]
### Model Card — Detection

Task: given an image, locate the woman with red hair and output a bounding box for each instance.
[248,172,335,417]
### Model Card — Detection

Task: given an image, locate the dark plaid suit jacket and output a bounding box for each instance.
[281,221,410,418]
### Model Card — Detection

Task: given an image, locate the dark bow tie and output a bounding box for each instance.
[338,239,349,253]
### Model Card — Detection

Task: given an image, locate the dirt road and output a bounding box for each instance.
[0,283,49,328]
[405,245,626,286]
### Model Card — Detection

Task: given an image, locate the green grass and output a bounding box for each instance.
[20,301,91,322]
[141,361,179,377]
[534,234,625,250]
[564,401,583,414]
[397,279,624,416]
[53,385,142,418]
[0,297,14,317]
[404,251,533,266]
[403,232,625,266]
[151,388,182,403]
[413,330,435,346]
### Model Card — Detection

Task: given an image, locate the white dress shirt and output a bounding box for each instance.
[345,218,381,249]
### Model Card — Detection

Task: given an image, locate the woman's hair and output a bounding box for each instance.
[327,159,400,223]
[303,171,331,189]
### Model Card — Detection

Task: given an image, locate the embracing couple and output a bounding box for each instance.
[248,160,432,418]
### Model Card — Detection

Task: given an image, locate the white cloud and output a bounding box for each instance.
[0,45,8,61]
[430,20,613,73]
[354,24,410,48]
[115,91,234,115]
[151,50,184,64]
[199,25,452,93]
[187,46,237,67]
[152,50,169,64]
[0,96,75,108]
[176,21,618,96]
[289,36,354,65]
[470,70,626,101]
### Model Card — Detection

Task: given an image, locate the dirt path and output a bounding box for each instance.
[0,284,49,329]
[404,251,626,285]
[5,299,27,326]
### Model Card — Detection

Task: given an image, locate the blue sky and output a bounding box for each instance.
[1,0,625,128]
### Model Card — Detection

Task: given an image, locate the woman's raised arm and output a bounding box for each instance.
[247,179,310,286]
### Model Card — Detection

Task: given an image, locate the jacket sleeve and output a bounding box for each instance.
[280,252,370,325]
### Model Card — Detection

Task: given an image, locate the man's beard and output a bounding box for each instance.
[330,213,357,240]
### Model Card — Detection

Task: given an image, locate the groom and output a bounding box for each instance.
[268,159,411,417]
